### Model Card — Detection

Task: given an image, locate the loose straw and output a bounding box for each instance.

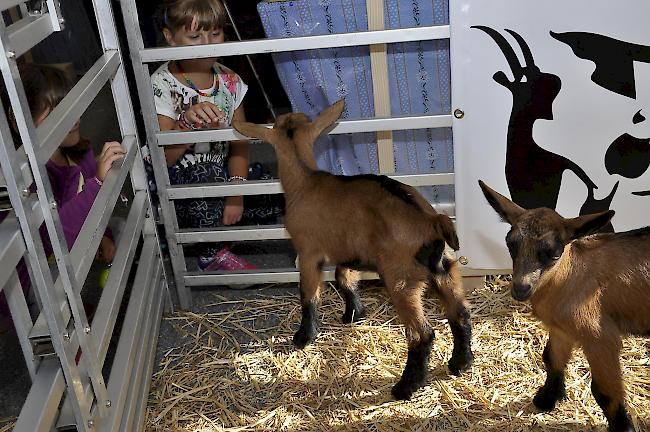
[138,276,649,431]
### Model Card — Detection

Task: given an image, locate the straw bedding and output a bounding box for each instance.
[145,277,650,431]
[0,418,15,432]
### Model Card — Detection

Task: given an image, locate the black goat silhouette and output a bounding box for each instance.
[472,26,604,212]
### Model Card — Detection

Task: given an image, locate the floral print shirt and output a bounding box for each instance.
[151,61,248,167]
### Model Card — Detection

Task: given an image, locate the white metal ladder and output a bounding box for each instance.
[0,1,167,431]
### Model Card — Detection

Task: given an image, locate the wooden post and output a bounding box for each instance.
[366,0,395,174]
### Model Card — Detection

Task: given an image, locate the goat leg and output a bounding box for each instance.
[447,307,473,375]
[386,271,433,400]
[533,351,567,411]
[431,260,474,375]
[533,329,574,411]
[392,333,434,400]
[583,337,635,432]
[335,265,365,324]
[591,381,635,432]
[293,259,323,349]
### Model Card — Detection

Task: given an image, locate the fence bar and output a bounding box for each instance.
[68,135,138,275]
[103,245,160,431]
[12,359,65,432]
[6,33,111,414]
[45,0,63,32]
[121,275,165,432]
[0,0,24,12]
[119,0,192,309]
[94,191,147,361]
[0,145,36,190]
[177,200,455,244]
[156,114,453,145]
[184,266,375,286]
[140,25,450,62]
[4,271,37,378]
[185,265,499,286]
[0,216,25,288]
[177,224,289,243]
[37,51,120,163]
[6,13,52,58]
[167,173,454,199]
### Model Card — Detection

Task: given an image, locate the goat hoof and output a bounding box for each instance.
[533,384,565,412]
[342,307,365,324]
[448,350,473,376]
[391,380,416,400]
[609,425,635,432]
[609,405,635,432]
[293,326,318,349]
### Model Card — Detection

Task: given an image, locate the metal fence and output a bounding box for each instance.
[118,0,486,311]
[0,0,166,430]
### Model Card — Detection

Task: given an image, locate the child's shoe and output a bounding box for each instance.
[198,245,258,272]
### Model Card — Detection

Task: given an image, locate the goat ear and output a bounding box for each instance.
[478,180,525,225]
[567,210,615,239]
[437,214,460,251]
[232,120,274,144]
[310,99,345,140]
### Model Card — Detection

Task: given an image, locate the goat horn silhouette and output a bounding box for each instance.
[472,25,523,80]
[504,29,536,69]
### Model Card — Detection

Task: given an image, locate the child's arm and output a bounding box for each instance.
[39,142,125,255]
[158,114,190,166]
[223,105,250,225]
[228,105,250,179]
[158,101,226,166]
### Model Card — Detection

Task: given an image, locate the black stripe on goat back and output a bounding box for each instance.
[614,225,650,238]
[335,173,419,208]
[591,225,650,240]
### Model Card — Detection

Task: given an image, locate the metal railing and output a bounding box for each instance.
[0,1,167,430]
[118,0,458,310]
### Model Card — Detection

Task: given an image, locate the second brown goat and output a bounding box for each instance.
[479,180,649,432]
[233,100,473,399]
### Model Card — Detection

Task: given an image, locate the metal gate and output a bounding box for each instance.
[0,0,166,430]
[118,0,483,311]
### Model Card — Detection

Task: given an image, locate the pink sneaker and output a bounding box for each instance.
[200,246,258,272]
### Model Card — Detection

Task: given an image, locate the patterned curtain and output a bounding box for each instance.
[257,0,453,204]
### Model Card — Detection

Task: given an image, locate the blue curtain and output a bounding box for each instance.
[257,0,453,204]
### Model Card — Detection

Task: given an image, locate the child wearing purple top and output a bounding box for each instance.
[24,64,125,261]
[0,64,125,326]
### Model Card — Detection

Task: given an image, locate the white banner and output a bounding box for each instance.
[451,0,650,270]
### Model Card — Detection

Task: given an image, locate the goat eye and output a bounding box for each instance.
[540,246,562,262]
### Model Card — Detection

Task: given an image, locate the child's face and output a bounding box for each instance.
[164,22,225,47]
[164,19,224,66]
[35,107,81,148]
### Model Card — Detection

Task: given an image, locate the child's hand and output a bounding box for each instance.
[97,235,116,264]
[223,196,243,225]
[183,102,227,127]
[97,141,126,182]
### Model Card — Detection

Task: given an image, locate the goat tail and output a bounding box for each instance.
[437,214,460,251]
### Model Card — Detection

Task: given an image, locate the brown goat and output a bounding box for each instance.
[233,101,473,399]
[479,180,650,432]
